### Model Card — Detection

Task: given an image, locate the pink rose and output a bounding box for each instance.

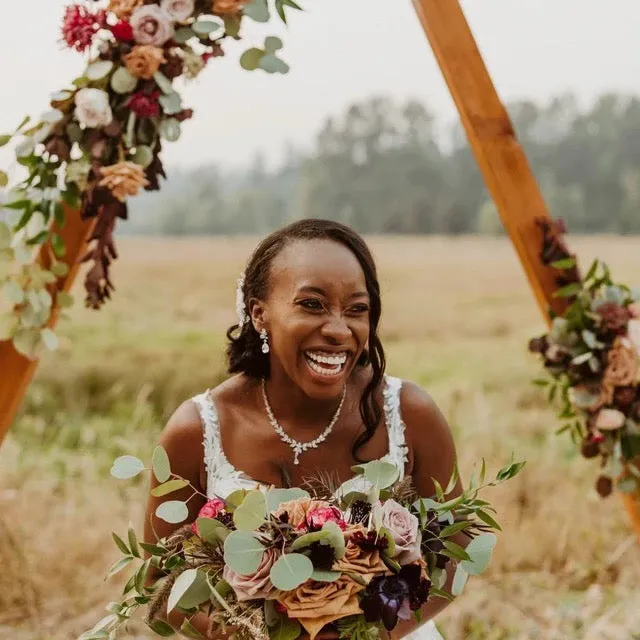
[595,408,626,431]
[223,546,279,602]
[305,506,347,531]
[191,498,226,535]
[627,319,640,357]
[160,0,194,21]
[372,499,422,565]
[131,5,175,46]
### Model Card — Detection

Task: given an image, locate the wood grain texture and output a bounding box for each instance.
[0,206,95,447]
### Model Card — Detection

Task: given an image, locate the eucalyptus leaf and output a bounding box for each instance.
[110,455,145,480]
[0,134,12,147]
[152,445,172,483]
[111,67,138,95]
[196,517,230,544]
[267,615,301,640]
[258,54,290,75]
[41,109,64,124]
[451,564,469,596]
[223,531,265,574]
[86,60,114,81]
[156,501,189,524]
[269,553,313,591]
[147,619,176,636]
[193,20,223,36]
[132,145,154,168]
[243,0,270,22]
[168,568,211,612]
[264,36,284,54]
[233,490,267,531]
[240,48,265,71]
[362,460,399,490]
[15,137,35,158]
[40,328,59,351]
[174,27,195,44]
[159,92,183,116]
[153,72,174,95]
[460,533,497,575]
[160,118,181,142]
[3,281,25,304]
[265,488,310,513]
[151,478,189,497]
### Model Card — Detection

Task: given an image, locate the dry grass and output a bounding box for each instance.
[1,235,640,639]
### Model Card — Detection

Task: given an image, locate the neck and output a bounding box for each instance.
[260,369,347,431]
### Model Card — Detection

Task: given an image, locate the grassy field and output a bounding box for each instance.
[1,235,640,640]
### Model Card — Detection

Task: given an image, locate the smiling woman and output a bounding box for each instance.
[143,219,457,638]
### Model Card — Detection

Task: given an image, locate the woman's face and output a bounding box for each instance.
[253,238,372,399]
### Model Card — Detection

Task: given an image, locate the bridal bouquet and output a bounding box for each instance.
[81,452,524,640]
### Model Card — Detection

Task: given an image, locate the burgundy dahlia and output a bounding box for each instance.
[61,5,107,52]
[351,529,389,552]
[597,302,631,335]
[111,20,134,42]
[360,564,431,631]
[126,91,161,118]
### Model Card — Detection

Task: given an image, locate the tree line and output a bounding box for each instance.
[126,93,640,236]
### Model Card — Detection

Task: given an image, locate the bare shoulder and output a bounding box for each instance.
[398,379,460,496]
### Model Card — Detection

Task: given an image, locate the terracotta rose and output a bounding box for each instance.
[333,525,387,582]
[124,45,166,79]
[277,577,364,640]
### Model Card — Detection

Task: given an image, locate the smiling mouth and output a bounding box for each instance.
[304,350,349,377]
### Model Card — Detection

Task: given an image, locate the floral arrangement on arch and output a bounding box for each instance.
[81,451,524,639]
[529,219,640,498]
[0,0,300,358]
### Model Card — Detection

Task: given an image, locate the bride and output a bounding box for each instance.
[145,219,463,639]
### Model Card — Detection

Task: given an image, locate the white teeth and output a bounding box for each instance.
[306,351,348,366]
[306,357,344,377]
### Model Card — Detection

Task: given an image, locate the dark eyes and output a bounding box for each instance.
[296,299,369,314]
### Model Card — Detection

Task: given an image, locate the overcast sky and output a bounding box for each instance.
[1,1,638,170]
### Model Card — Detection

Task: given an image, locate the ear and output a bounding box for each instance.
[248,297,268,333]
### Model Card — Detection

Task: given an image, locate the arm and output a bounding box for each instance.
[391,382,467,638]
[143,400,216,637]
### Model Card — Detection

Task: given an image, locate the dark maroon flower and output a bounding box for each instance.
[111,20,134,42]
[61,5,107,52]
[597,302,631,335]
[614,386,637,412]
[351,529,389,552]
[126,91,161,118]
[360,564,431,631]
[596,475,613,498]
[528,336,548,355]
[349,500,372,525]
[580,436,600,459]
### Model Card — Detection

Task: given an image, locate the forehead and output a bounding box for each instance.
[269,238,367,294]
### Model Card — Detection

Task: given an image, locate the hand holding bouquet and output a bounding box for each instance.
[81,454,524,640]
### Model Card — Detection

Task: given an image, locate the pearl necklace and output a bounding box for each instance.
[261,379,346,465]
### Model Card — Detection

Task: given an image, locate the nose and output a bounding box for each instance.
[320,313,352,344]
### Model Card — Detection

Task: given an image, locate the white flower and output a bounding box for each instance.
[74,88,113,129]
[595,408,626,431]
[160,0,194,22]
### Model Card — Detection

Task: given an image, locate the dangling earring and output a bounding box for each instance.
[260,329,270,354]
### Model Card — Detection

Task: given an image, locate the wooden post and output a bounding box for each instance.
[411,0,640,542]
[0,206,94,448]
[411,0,565,322]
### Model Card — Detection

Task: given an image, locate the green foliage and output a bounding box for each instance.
[269,553,313,591]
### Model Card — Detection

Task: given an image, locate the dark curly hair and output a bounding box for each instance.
[226,218,386,462]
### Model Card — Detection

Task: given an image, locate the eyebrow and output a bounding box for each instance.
[297,285,370,299]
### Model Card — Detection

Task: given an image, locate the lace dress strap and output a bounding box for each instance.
[191,390,220,491]
[383,375,409,479]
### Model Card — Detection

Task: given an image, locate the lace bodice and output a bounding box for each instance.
[191,375,409,499]
[191,375,443,640]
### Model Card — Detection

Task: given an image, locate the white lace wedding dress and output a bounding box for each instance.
[192,375,444,640]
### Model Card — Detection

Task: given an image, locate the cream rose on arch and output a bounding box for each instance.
[74,88,113,129]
